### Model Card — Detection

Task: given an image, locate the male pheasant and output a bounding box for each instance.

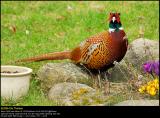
[17,12,128,92]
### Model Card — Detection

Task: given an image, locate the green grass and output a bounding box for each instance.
[1,1,159,106]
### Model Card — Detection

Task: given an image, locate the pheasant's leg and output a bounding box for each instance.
[103,71,111,95]
[92,74,99,89]
[93,75,102,89]
[98,74,102,88]
[104,78,110,95]
[98,70,102,89]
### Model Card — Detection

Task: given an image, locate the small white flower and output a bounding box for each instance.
[67,5,73,10]
[26,30,29,35]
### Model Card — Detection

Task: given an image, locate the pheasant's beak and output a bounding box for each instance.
[112,17,116,22]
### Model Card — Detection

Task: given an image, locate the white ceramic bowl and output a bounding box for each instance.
[1,65,32,100]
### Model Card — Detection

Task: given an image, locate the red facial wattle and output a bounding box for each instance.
[109,13,121,23]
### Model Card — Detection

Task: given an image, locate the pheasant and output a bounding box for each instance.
[17,12,128,93]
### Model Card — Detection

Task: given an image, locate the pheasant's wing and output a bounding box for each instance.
[78,32,111,69]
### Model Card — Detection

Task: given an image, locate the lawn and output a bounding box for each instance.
[1,1,159,106]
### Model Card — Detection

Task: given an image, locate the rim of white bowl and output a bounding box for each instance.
[1,65,33,77]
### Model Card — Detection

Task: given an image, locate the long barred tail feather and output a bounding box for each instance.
[16,51,71,63]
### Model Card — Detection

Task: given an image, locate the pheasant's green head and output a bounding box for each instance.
[108,12,123,32]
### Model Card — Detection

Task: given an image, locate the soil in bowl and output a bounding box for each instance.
[1,71,19,74]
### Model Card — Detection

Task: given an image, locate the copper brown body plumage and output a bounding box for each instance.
[71,30,128,72]
[17,12,128,75]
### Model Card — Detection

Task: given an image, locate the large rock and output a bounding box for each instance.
[37,63,92,92]
[114,100,159,106]
[109,60,134,82]
[48,82,106,106]
[124,38,159,69]
[48,82,129,106]
[110,38,159,82]
[48,82,95,100]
